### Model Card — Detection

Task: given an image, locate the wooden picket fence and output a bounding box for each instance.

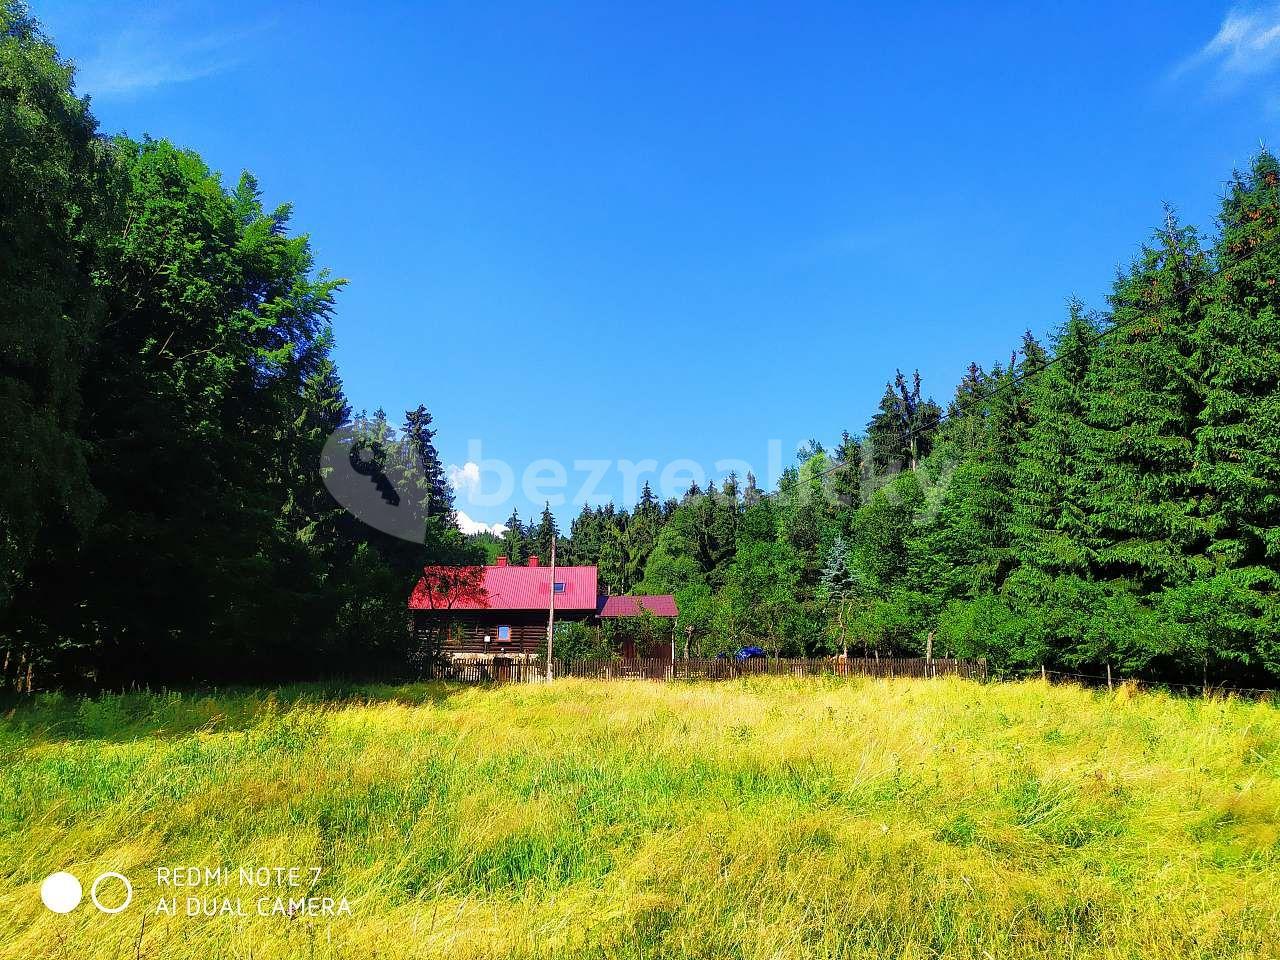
[423,659,544,684]
[422,656,987,685]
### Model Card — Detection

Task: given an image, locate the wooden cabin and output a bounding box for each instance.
[408,556,677,662]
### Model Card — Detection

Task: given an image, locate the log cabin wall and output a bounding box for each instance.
[412,609,595,658]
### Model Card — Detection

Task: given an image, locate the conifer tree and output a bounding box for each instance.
[501,507,527,564]
[1002,303,1103,668]
[1008,304,1101,578]
[400,404,454,524]
[597,524,627,594]
[830,431,863,520]
[912,361,1021,606]
[534,502,559,562]
[1083,217,1208,595]
[622,484,663,587]
[819,535,873,657]
[866,370,942,477]
[1191,151,1280,675]
[565,503,598,565]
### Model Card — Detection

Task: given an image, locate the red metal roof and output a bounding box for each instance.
[409,564,599,611]
[598,595,679,618]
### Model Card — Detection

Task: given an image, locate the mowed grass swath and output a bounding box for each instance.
[2,677,1278,959]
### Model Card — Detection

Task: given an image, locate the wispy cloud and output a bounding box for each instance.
[1174,3,1280,92]
[62,7,271,99]
[76,42,228,97]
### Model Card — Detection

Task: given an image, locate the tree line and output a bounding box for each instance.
[508,164,1280,687]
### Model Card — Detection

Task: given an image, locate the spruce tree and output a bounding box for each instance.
[866,370,942,477]
[1003,303,1103,668]
[911,360,1026,613]
[1009,303,1102,578]
[830,431,863,520]
[623,484,664,587]
[534,502,559,562]
[819,535,873,657]
[1191,151,1280,675]
[401,404,454,523]
[1083,217,1208,594]
[565,503,598,565]
[501,507,526,564]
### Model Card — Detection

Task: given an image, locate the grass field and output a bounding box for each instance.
[1,677,1278,959]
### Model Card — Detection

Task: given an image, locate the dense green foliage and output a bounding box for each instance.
[0,6,478,689]
[0,6,104,620]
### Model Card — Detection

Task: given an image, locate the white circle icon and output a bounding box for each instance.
[40,872,82,913]
[90,872,133,914]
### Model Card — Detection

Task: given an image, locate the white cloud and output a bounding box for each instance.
[1175,4,1280,89]
[448,462,483,498]
[455,511,509,537]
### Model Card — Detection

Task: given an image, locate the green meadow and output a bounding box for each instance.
[1,677,1278,959]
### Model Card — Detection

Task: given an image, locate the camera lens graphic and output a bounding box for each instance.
[41,871,133,914]
[40,872,82,913]
[90,872,133,914]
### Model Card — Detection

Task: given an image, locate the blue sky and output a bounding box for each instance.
[36,0,1280,533]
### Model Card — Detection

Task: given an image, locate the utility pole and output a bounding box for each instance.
[545,534,557,682]
[670,621,676,678]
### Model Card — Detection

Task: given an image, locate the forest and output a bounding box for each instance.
[3,3,1279,689]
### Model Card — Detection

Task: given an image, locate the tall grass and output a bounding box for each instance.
[1,677,1277,958]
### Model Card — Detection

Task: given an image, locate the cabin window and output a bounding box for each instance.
[553,582,566,594]
[497,625,511,641]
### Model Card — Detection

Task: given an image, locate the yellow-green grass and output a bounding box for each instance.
[1,677,1278,959]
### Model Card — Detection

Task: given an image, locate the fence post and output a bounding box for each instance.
[1106,662,1113,692]
[1041,664,1047,682]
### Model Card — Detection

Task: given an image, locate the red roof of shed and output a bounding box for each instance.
[598,595,678,618]
[409,564,599,611]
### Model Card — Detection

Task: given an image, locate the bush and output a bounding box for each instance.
[554,621,614,661]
